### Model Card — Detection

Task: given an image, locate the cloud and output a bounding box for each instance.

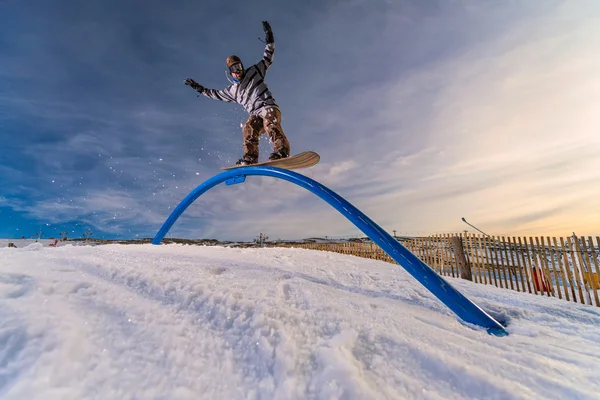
[2,0,600,239]
[292,1,600,237]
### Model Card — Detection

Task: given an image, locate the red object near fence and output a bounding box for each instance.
[532,267,549,292]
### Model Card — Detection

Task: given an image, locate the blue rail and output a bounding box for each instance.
[152,166,507,336]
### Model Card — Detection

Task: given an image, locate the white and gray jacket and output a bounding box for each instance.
[202,42,278,115]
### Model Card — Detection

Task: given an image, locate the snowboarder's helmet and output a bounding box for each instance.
[226,55,242,69]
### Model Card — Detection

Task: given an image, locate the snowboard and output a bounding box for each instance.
[221,151,320,171]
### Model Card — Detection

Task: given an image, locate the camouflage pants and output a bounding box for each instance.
[241,107,290,163]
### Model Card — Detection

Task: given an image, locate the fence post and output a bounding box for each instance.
[450,236,473,281]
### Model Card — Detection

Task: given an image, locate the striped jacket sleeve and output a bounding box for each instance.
[202,86,236,103]
[256,42,275,77]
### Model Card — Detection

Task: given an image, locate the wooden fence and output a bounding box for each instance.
[277,234,600,307]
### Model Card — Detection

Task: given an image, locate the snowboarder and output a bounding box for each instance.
[184,21,290,166]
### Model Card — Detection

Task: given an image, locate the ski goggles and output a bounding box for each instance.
[229,63,244,74]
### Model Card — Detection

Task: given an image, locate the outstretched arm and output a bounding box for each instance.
[202,88,235,102]
[184,78,235,102]
[258,21,275,75]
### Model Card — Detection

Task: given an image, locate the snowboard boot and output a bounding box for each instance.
[236,156,257,166]
[268,149,290,161]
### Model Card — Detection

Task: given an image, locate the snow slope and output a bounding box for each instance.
[1,243,599,399]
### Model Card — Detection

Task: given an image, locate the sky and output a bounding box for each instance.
[1,243,599,399]
[1,0,600,241]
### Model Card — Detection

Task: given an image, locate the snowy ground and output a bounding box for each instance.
[0,239,65,248]
[1,243,599,400]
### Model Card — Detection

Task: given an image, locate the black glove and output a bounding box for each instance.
[184,78,204,92]
[262,21,274,44]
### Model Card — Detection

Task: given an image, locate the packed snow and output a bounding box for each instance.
[1,243,599,399]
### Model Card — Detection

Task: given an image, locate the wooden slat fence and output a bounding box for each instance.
[277,234,600,307]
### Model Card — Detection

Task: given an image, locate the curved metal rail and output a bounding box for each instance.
[152,166,507,336]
